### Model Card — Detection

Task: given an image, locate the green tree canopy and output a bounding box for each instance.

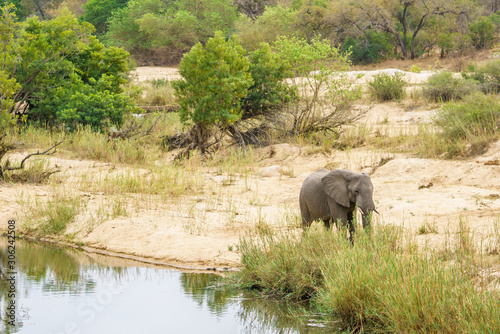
[80,0,129,35]
[1,5,137,130]
[173,31,253,153]
[105,0,238,54]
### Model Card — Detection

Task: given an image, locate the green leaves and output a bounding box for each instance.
[0,4,20,129]
[173,31,253,127]
[0,5,135,131]
[105,0,238,52]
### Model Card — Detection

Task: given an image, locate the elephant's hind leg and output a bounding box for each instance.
[300,206,313,231]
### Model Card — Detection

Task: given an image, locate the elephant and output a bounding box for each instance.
[299,169,377,240]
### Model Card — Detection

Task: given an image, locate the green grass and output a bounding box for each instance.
[234,225,500,333]
[417,92,500,158]
[20,192,82,235]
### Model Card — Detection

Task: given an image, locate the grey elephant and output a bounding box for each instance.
[299,169,377,239]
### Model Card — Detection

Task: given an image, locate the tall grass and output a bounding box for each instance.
[417,92,500,158]
[6,113,185,165]
[20,191,82,235]
[79,163,204,199]
[235,226,500,333]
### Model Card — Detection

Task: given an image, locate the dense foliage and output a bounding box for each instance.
[80,0,129,35]
[0,5,137,131]
[103,0,238,63]
[4,0,500,65]
[172,31,252,152]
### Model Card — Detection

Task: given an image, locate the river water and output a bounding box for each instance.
[0,239,335,334]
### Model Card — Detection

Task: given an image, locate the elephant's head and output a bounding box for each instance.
[321,169,376,229]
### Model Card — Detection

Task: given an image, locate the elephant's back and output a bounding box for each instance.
[300,169,329,198]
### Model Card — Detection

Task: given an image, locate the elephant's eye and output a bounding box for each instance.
[354,189,359,194]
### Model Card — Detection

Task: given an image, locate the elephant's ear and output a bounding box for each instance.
[321,170,350,207]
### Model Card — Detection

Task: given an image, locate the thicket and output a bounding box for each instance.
[25,0,488,65]
[422,71,477,102]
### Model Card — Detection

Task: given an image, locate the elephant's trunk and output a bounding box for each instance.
[361,206,375,230]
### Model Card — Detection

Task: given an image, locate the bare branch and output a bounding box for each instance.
[5,140,63,171]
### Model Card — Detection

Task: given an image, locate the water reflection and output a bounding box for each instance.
[0,239,333,333]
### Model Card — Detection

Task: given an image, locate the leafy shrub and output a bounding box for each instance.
[342,31,393,65]
[463,59,500,93]
[272,36,362,135]
[2,9,136,131]
[368,72,406,101]
[432,92,500,157]
[422,71,476,102]
[240,42,295,119]
[410,64,421,73]
[173,31,253,153]
[469,16,496,49]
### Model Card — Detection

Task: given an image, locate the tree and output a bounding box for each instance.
[228,42,296,146]
[326,0,476,59]
[469,16,496,49]
[105,0,238,54]
[172,31,253,154]
[0,4,20,129]
[234,0,277,20]
[20,0,63,20]
[1,7,136,130]
[272,36,363,136]
[235,5,294,51]
[80,0,129,35]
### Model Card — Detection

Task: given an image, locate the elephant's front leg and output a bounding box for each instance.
[322,218,332,229]
[347,210,355,243]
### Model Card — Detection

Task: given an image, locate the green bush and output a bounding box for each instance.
[410,64,421,73]
[240,42,296,120]
[432,92,500,157]
[469,16,496,49]
[368,72,406,101]
[464,59,500,93]
[80,0,129,35]
[1,9,136,131]
[173,31,253,152]
[342,31,393,65]
[423,71,477,102]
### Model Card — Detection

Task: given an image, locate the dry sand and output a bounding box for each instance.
[1,67,499,270]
